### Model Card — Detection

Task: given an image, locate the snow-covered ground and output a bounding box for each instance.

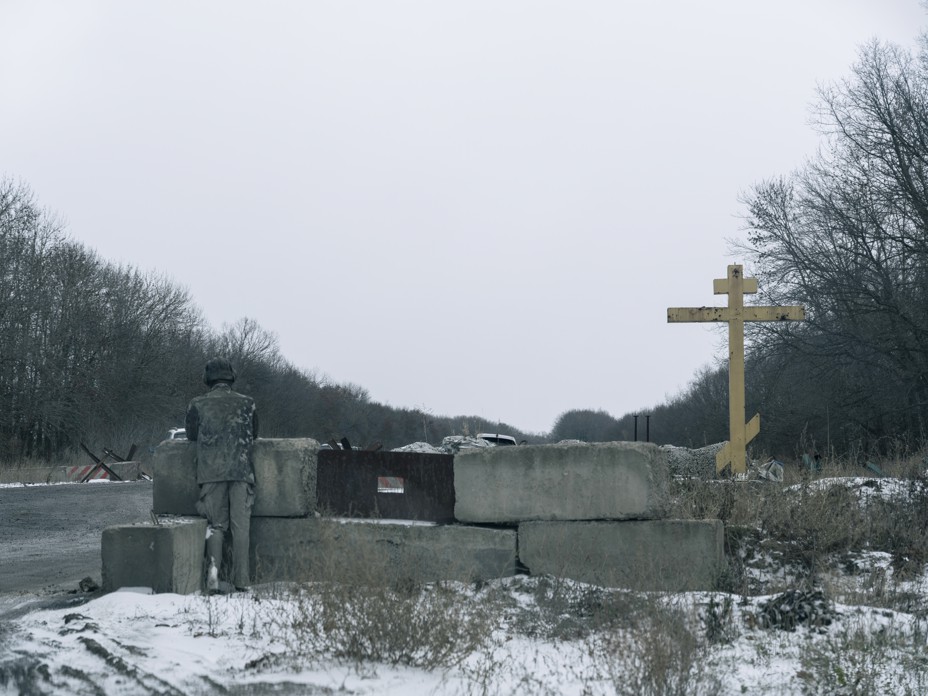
[3,474,928,694]
[3,570,927,694]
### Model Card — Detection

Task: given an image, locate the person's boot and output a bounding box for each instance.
[206,529,225,593]
[207,557,219,593]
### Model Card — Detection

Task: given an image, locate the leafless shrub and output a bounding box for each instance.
[263,580,494,670]
[589,599,721,696]
[760,483,867,583]
[253,523,499,671]
[669,460,928,600]
[797,619,928,695]
[504,575,643,641]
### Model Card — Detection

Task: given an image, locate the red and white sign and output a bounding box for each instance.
[377,476,405,494]
[67,465,109,482]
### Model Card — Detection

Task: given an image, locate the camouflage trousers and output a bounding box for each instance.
[196,481,255,589]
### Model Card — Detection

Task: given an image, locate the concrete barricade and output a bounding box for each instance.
[152,438,318,517]
[101,518,207,594]
[250,517,518,585]
[518,519,725,591]
[99,438,725,596]
[454,442,669,523]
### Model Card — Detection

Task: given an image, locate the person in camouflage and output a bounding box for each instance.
[185,357,258,591]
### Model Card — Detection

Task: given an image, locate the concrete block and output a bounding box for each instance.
[151,439,197,514]
[251,439,317,517]
[454,442,668,523]
[101,518,207,594]
[152,438,318,517]
[518,519,725,592]
[250,517,517,585]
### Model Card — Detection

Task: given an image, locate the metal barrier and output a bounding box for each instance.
[316,449,455,522]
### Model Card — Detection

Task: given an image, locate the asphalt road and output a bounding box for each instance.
[0,480,153,594]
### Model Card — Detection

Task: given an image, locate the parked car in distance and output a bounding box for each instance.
[477,433,518,446]
[166,428,187,441]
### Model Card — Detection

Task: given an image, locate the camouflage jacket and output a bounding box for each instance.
[185,383,258,484]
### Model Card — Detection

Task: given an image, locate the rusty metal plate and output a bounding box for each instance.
[317,450,455,522]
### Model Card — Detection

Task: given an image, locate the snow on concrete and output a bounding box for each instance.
[662,442,725,478]
[391,435,493,455]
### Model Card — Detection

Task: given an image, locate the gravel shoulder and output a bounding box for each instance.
[0,480,153,595]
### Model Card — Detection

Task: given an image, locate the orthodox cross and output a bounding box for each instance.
[667,265,805,475]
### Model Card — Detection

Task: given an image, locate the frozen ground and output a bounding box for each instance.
[1,574,927,695]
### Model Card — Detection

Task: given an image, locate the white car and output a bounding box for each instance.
[477,433,518,446]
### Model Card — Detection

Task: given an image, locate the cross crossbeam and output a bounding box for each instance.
[668,265,804,475]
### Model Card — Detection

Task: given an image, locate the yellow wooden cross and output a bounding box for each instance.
[667,265,805,475]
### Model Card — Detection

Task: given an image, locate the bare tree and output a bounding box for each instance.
[737,38,928,452]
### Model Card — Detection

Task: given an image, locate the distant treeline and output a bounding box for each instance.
[0,179,532,463]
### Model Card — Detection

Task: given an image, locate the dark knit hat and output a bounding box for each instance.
[203,357,236,386]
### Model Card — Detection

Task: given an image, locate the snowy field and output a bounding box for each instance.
[3,474,928,695]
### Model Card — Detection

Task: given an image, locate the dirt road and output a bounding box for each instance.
[0,481,153,594]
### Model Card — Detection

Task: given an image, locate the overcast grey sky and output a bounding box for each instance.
[1,2,925,434]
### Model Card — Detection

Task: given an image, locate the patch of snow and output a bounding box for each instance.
[391,436,494,455]
[662,442,725,478]
[438,435,494,454]
[156,516,205,528]
[787,476,921,505]
[334,517,437,527]
[3,577,928,694]
[114,587,156,595]
[0,479,141,489]
[390,441,443,454]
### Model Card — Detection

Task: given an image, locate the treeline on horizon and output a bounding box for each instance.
[0,178,531,462]
[4,37,928,464]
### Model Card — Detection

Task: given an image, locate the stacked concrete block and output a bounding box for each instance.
[103,438,317,594]
[454,441,669,522]
[103,438,724,595]
[108,438,519,593]
[455,441,725,591]
[101,518,207,594]
[519,519,725,591]
[151,439,198,515]
[250,517,517,585]
[250,439,318,517]
[152,438,317,517]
